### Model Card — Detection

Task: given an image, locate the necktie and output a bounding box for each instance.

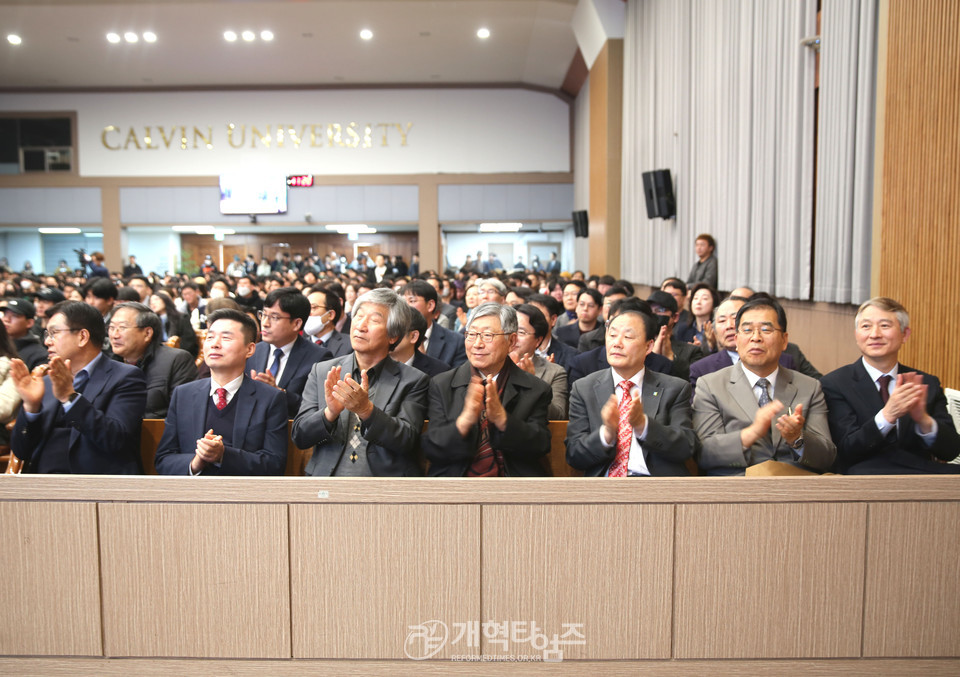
[268,347,283,378]
[215,388,227,410]
[756,378,771,407]
[608,380,635,478]
[467,378,501,477]
[878,374,892,404]
[73,370,90,394]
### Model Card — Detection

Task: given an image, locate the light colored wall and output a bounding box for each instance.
[125,230,181,277]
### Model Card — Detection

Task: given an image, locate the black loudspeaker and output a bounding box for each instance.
[642,169,676,219]
[572,210,589,238]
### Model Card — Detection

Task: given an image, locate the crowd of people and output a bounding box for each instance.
[0,235,956,477]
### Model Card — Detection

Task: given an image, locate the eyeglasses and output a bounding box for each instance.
[107,323,139,334]
[738,323,781,337]
[257,311,292,323]
[464,331,509,344]
[515,329,535,338]
[310,305,327,313]
[43,327,80,341]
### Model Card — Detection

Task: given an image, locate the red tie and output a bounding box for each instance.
[216,388,227,410]
[608,380,635,478]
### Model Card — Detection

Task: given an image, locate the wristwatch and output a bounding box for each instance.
[63,391,81,405]
[789,436,804,450]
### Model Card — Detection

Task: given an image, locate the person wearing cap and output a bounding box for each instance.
[646,290,704,383]
[2,299,48,371]
[33,288,66,339]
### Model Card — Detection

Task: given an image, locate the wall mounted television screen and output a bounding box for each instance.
[219,173,288,215]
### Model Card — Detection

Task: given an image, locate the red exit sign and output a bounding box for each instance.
[286,174,314,187]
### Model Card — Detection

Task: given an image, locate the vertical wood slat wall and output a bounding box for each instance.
[878,0,960,388]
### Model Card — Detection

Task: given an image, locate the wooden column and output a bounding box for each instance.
[100,184,123,272]
[418,179,441,273]
[588,39,623,278]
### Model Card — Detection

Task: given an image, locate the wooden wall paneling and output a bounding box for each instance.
[862,502,960,657]
[674,503,866,658]
[878,0,960,388]
[98,503,290,658]
[0,502,102,656]
[289,504,480,659]
[481,504,673,659]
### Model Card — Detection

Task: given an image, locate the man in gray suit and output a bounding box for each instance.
[566,308,697,477]
[291,288,429,476]
[693,296,835,475]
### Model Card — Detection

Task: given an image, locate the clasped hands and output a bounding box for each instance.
[190,429,224,474]
[600,393,646,442]
[10,356,77,413]
[456,376,507,437]
[323,366,374,422]
[881,372,934,433]
[740,400,805,449]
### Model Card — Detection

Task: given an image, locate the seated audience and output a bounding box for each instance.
[292,289,429,476]
[554,287,603,349]
[693,296,835,475]
[821,297,960,474]
[646,290,704,382]
[510,304,568,419]
[3,298,48,370]
[401,279,467,368]
[155,308,288,475]
[578,286,630,353]
[422,302,552,476]
[108,302,198,419]
[675,283,720,347]
[566,307,697,476]
[729,287,822,378]
[305,286,351,357]
[390,303,451,378]
[148,292,199,358]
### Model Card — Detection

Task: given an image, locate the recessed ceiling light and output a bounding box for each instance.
[359,28,373,40]
[7,34,22,46]
[124,31,138,43]
[260,30,274,41]
[143,31,157,43]
[241,30,256,42]
[477,27,491,39]
[223,30,237,42]
[106,32,121,44]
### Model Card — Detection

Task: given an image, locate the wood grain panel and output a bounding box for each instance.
[878,0,960,388]
[290,504,479,659]
[482,504,672,659]
[98,503,289,658]
[0,502,102,656]
[675,503,866,658]
[588,40,623,278]
[863,502,960,657]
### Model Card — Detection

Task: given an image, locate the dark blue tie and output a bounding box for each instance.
[73,370,90,394]
[268,347,283,378]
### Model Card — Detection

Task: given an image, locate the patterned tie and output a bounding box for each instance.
[466,408,500,477]
[268,347,283,378]
[756,378,772,407]
[608,380,635,478]
[73,370,90,394]
[346,412,363,463]
[215,387,227,410]
[878,374,892,404]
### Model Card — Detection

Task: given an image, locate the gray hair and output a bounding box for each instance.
[855,296,910,331]
[466,302,518,334]
[353,288,408,340]
[112,301,162,349]
[479,278,508,298]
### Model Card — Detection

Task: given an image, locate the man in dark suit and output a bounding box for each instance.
[554,288,603,349]
[821,297,960,474]
[292,289,429,476]
[422,303,552,477]
[688,296,794,396]
[545,252,561,275]
[577,286,630,353]
[11,301,146,474]
[693,297,835,475]
[246,287,332,417]
[566,308,697,476]
[401,279,467,369]
[390,303,452,378]
[305,286,352,357]
[647,290,704,383]
[155,309,288,475]
[107,302,197,419]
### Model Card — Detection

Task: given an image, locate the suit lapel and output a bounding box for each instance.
[499,362,523,411]
[278,338,304,389]
[592,370,614,415]
[81,356,109,404]
[641,370,663,420]
[232,378,257,451]
[187,381,211,445]
[728,364,758,422]
[772,370,797,450]
[371,357,401,413]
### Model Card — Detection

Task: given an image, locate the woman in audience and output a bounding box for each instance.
[455,282,481,332]
[677,282,720,349]
[149,292,199,358]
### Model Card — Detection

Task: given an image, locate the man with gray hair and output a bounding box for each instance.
[108,301,197,418]
[422,302,552,476]
[292,288,430,476]
[821,296,960,474]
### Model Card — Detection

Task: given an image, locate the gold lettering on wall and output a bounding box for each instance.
[159,126,178,149]
[101,125,120,150]
[123,128,142,150]
[193,126,213,150]
[395,122,413,146]
[227,123,245,148]
[143,126,159,150]
[376,123,391,147]
[309,125,324,147]
[251,125,271,148]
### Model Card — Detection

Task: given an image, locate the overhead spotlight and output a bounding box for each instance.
[106,32,121,44]
[359,28,373,40]
[142,31,157,43]
[223,30,237,42]
[477,27,491,39]
[241,30,256,42]
[7,34,22,46]
[124,31,139,43]
[260,30,274,41]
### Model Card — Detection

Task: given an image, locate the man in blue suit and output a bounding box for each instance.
[11,301,146,474]
[246,287,332,417]
[400,280,467,369]
[155,309,288,476]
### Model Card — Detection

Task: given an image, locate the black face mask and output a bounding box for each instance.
[653,314,671,331]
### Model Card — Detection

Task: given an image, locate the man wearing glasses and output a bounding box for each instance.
[246,288,332,417]
[693,296,835,475]
[422,302,552,477]
[10,301,147,474]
